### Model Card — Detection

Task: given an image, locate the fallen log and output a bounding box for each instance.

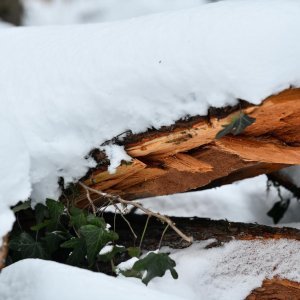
[102,213,300,249]
[70,88,300,208]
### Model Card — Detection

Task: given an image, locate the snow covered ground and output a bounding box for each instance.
[141,175,300,225]
[1,238,299,300]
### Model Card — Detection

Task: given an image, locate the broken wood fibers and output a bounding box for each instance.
[73,88,300,208]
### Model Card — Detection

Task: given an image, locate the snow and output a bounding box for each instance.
[101,144,132,174]
[1,238,299,300]
[140,175,300,225]
[0,258,185,300]
[149,239,300,300]
[279,166,300,188]
[22,0,207,26]
[0,21,13,28]
[117,257,139,272]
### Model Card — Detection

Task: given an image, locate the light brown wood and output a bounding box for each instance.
[246,278,300,300]
[70,88,300,208]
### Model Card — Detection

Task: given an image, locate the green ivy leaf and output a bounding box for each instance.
[127,247,141,258]
[126,252,178,285]
[61,237,87,266]
[30,220,51,231]
[34,203,49,224]
[216,113,256,139]
[267,199,290,224]
[69,207,87,229]
[9,232,49,259]
[98,245,126,262]
[86,215,106,228]
[12,201,31,213]
[45,199,65,231]
[41,231,69,255]
[80,225,118,266]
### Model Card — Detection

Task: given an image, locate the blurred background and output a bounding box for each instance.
[0,0,214,27]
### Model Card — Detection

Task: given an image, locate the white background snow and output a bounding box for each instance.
[0,1,299,299]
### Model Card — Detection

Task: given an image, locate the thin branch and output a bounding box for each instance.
[85,188,97,215]
[79,182,193,244]
[139,215,151,249]
[158,224,170,249]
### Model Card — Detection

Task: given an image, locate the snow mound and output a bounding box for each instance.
[2,0,300,237]
[150,239,300,300]
[0,258,184,300]
[1,239,299,300]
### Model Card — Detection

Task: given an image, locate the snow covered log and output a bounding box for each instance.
[72,88,300,208]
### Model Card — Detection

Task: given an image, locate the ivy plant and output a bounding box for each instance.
[9,199,178,285]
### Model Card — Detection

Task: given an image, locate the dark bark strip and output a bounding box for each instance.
[102,213,300,250]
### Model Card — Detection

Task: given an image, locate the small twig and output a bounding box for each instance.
[85,188,97,215]
[139,215,151,249]
[113,204,137,240]
[79,182,193,243]
[158,224,170,249]
[0,234,9,271]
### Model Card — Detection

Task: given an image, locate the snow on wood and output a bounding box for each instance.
[73,88,300,208]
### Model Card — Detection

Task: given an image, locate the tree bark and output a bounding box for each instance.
[246,279,300,300]
[102,213,300,249]
[70,88,300,208]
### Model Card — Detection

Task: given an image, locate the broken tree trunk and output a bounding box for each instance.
[70,88,300,208]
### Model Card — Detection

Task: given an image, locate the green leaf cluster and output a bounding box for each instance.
[9,199,178,285]
[121,252,178,285]
[10,199,119,269]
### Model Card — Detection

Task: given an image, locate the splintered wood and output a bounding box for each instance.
[73,88,300,208]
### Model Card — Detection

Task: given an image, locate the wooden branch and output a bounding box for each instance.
[70,88,300,207]
[79,182,193,243]
[100,213,300,249]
